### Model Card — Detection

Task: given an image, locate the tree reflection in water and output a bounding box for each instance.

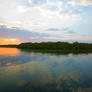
[0,48,92,92]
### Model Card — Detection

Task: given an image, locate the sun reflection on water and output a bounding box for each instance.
[0,47,20,56]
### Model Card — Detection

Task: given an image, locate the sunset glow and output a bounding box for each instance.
[0,47,19,56]
[0,38,20,45]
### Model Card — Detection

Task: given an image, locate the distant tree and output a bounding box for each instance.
[17,41,92,53]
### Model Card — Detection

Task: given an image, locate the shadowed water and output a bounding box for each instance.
[0,47,92,92]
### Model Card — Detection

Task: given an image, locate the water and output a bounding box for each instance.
[0,47,92,92]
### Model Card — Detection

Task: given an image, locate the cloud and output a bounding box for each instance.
[68,0,92,6]
[0,0,81,34]
[47,27,76,35]
[0,0,92,42]
[0,25,52,42]
[0,25,92,43]
[48,28,60,31]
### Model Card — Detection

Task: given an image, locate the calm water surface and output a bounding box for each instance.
[0,47,92,92]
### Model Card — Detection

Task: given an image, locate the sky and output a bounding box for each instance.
[0,0,92,44]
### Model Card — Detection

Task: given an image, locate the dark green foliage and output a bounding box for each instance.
[17,42,92,53]
[0,42,92,53]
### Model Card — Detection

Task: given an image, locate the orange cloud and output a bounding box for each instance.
[0,38,21,45]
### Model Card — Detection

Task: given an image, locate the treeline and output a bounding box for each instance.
[17,42,92,52]
[0,45,17,48]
